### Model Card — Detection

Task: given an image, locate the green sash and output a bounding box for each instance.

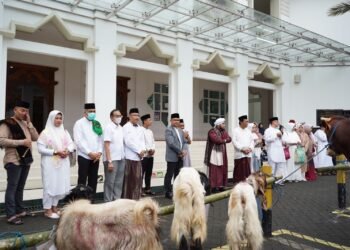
[92,120,103,136]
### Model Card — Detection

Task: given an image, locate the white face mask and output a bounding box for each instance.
[114,117,122,124]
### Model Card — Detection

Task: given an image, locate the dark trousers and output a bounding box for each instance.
[78,156,99,195]
[5,163,30,218]
[164,160,183,193]
[142,157,154,190]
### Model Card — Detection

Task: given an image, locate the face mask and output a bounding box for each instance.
[87,112,96,121]
[114,117,122,124]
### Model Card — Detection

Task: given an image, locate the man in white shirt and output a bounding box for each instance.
[264,116,286,183]
[140,114,156,196]
[103,109,125,202]
[73,103,103,197]
[122,108,146,200]
[232,115,254,183]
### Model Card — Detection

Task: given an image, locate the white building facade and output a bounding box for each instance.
[0,0,349,190]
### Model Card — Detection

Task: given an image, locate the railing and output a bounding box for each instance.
[2,157,349,250]
[0,176,280,249]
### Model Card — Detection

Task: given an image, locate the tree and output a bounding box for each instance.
[328,1,350,16]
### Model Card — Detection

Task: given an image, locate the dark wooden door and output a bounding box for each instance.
[117,76,130,125]
[6,61,58,132]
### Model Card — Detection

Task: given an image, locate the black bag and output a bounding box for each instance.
[19,147,33,165]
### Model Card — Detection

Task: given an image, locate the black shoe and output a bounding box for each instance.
[144,190,156,196]
[165,192,173,199]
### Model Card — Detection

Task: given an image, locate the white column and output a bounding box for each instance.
[92,19,117,126]
[85,54,94,102]
[279,64,291,124]
[230,54,249,131]
[175,39,193,136]
[0,36,7,119]
[227,78,236,134]
[168,68,177,116]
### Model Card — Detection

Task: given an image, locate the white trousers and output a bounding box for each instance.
[268,160,286,180]
[43,192,61,209]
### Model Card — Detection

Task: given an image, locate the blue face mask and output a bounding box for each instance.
[87,112,96,121]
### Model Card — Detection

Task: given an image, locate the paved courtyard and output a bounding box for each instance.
[0,175,349,249]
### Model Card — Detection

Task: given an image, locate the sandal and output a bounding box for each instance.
[44,213,60,219]
[7,216,23,225]
[52,208,61,216]
[16,211,35,218]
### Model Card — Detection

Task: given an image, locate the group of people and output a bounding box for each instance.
[0,101,167,224]
[0,100,334,225]
[263,117,334,184]
[204,115,334,192]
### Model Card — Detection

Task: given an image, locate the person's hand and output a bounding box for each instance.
[138,151,145,159]
[62,149,70,158]
[148,149,155,156]
[56,151,66,158]
[241,148,251,155]
[25,113,31,124]
[93,152,102,163]
[22,138,31,148]
[277,132,282,138]
[108,162,114,172]
[88,152,97,160]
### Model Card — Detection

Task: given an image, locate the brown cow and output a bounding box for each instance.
[321,116,350,160]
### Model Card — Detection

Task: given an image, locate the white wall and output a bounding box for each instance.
[118,66,169,140]
[288,0,350,46]
[193,78,229,140]
[284,65,350,125]
[7,50,85,133]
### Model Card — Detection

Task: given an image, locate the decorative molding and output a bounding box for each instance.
[248,62,283,84]
[0,12,98,52]
[115,35,180,67]
[192,50,238,77]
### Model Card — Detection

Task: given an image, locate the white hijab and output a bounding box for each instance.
[286,122,296,132]
[39,110,66,151]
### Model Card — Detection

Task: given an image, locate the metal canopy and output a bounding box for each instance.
[58,0,350,63]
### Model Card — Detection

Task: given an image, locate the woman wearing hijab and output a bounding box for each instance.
[249,122,263,173]
[38,110,75,219]
[296,123,309,181]
[282,121,301,182]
